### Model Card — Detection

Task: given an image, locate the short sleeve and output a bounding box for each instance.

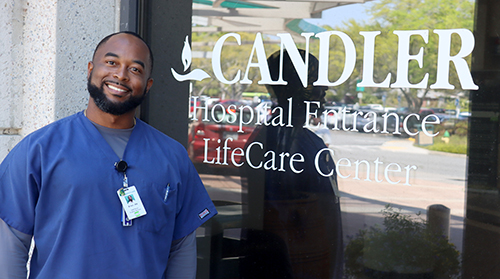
[172,157,217,240]
[0,137,40,235]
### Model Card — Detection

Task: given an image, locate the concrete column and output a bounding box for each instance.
[0,1,23,159]
[0,0,121,161]
[54,0,121,120]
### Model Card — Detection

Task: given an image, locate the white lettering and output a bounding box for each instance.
[323,108,340,131]
[278,152,290,172]
[290,153,305,174]
[212,33,241,84]
[191,96,209,121]
[354,160,372,181]
[315,148,336,177]
[270,106,285,127]
[264,150,277,170]
[391,30,429,88]
[385,163,402,185]
[227,104,237,123]
[336,157,351,179]
[381,112,400,134]
[231,147,244,167]
[201,139,419,186]
[403,113,420,136]
[404,165,418,186]
[221,138,232,165]
[203,138,214,164]
[211,103,225,123]
[240,32,276,85]
[431,29,478,90]
[238,105,254,132]
[314,31,356,87]
[272,33,314,87]
[246,142,263,169]
[304,101,321,128]
[363,111,379,133]
[358,31,391,88]
[195,29,478,91]
[422,114,440,136]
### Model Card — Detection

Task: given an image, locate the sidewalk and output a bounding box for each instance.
[380,138,429,154]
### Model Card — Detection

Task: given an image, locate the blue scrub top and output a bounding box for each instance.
[0,111,217,278]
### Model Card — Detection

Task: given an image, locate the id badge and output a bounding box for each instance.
[117,186,147,220]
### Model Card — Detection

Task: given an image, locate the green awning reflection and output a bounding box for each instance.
[193,0,276,9]
[193,0,213,6]
[286,19,326,34]
[220,1,276,9]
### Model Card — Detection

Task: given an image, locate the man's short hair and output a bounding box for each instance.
[92,31,154,74]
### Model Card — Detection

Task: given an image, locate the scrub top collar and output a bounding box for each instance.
[78,111,144,163]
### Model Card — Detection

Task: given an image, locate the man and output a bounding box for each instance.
[240,50,342,278]
[308,116,333,147]
[0,32,216,278]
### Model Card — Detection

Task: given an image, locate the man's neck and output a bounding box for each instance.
[85,101,136,129]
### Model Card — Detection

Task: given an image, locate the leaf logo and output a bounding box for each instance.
[171,35,210,82]
[182,38,191,71]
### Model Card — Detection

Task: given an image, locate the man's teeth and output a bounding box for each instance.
[108,84,127,92]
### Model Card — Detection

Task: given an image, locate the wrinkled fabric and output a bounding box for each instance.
[0,111,216,279]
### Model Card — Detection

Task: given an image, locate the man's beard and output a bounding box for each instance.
[87,74,147,116]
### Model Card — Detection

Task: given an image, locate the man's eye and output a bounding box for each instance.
[131,67,141,73]
[107,61,116,65]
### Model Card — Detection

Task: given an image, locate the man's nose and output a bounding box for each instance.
[113,66,129,81]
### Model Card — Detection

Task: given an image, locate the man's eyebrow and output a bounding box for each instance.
[104,52,119,58]
[132,59,145,69]
[104,52,145,69]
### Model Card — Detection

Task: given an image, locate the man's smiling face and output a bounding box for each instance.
[87,33,153,116]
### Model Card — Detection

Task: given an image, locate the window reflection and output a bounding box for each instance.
[188,100,255,166]
[188,1,484,278]
[190,46,468,279]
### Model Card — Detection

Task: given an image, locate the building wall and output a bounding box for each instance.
[0,0,121,160]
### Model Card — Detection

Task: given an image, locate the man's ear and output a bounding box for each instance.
[87,62,93,79]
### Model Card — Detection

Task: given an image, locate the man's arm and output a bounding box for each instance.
[0,218,31,279]
[165,231,197,279]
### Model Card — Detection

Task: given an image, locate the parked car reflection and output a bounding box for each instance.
[188,101,255,166]
[385,112,421,137]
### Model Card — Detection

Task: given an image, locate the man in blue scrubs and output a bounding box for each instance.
[0,32,216,278]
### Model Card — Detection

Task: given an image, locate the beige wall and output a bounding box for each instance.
[0,0,120,160]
